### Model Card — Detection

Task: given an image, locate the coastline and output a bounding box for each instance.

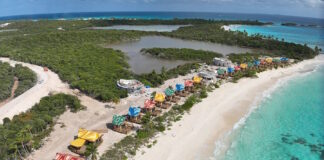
[133,55,324,160]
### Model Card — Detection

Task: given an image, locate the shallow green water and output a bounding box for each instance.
[222,66,324,160]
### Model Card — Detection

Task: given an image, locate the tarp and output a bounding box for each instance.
[217,68,226,75]
[266,57,273,63]
[240,63,248,69]
[234,66,241,71]
[254,60,260,66]
[176,84,185,91]
[154,93,165,103]
[56,153,84,160]
[144,99,155,109]
[128,106,141,117]
[227,67,234,73]
[185,80,193,87]
[193,76,202,84]
[247,62,254,68]
[70,138,86,148]
[113,115,126,126]
[164,88,175,96]
[77,128,102,142]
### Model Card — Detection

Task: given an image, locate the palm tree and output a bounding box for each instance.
[85,143,99,160]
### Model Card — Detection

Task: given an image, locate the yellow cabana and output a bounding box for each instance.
[70,138,86,148]
[154,93,165,103]
[266,57,273,63]
[77,128,102,142]
[240,63,248,69]
[193,76,202,84]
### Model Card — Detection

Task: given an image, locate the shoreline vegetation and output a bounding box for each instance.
[0,19,319,102]
[0,94,83,160]
[0,62,36,102]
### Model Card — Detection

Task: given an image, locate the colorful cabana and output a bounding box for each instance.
[55,153,85,160]
[193,76,202,84]
[185,80,194,87]
[164,88,175,97]
[254,60,260,66]
[228,67,235,73]
[112,115,126,126]
[217,68,226,75]
[240,63,248,69]
[247,62,254,68]
[154,93,165,103]
[273,58,281,63]
[280,57,289,62]
[176,84,185,91]
[70,128,102,148]
[234,66,241,71]
[260,59,266,65]
[128,106,141,117]
[144,99,155,109]
[265,57,273,63]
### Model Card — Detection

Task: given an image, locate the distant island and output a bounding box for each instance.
[281,22,297,26]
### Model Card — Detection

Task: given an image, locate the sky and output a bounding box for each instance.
[0,0,323,19]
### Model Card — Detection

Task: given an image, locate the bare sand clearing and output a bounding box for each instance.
[133,55,324,160]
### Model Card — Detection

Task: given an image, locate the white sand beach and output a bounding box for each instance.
[134,55,324,160]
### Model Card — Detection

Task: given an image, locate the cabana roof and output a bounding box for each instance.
[266,57,273,63]
[185,80,193,87]
[228,67,234,73]
[247,62,254,67]
[254,60,260,66]
[217,68,226,75]
[113,115,126,126]
[164,88,175,96]
[70,138,86,148]
[235,66,241,71]
[144,99,155,109]
[128,106,141,117]
[240,63,248,69]
[56,153,85,160]
[193,76,202,84]
[154,93,165,103]
[176,84,185,91]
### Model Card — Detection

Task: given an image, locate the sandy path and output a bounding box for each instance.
[0,77,18,107]
[134,55,324,160]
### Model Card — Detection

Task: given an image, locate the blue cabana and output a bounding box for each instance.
[254,60,260,66]
[128,106,141,117]
[228,67,234,73]
[176,84,185,91]
[280,57,289,62]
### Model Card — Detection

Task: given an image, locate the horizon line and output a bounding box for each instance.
[1,11,323,21]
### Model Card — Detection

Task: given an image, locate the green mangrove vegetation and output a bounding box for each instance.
[141,48,223,64]
[0,94,83,159]
[0,62,36,101]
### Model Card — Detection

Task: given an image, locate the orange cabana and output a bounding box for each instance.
[240,63,248,69]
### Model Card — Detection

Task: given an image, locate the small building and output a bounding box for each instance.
[213,58,233,67]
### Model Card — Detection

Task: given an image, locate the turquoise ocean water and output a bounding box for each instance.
[221,64,324,160]
[230,24,324,50]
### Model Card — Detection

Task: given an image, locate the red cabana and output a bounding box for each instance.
[55,153,84,160]
[234,66,241,71]
[185,80,194,87]
[144,99,155,109]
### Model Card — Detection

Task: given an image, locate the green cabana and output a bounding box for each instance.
[247,62,254,68]
[217,68,226,75]
[164,88,175,97]
[112,115,126,126]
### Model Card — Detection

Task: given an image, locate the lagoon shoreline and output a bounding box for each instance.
[133,55,324,160]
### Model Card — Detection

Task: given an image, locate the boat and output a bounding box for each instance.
[117,79,144,93]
